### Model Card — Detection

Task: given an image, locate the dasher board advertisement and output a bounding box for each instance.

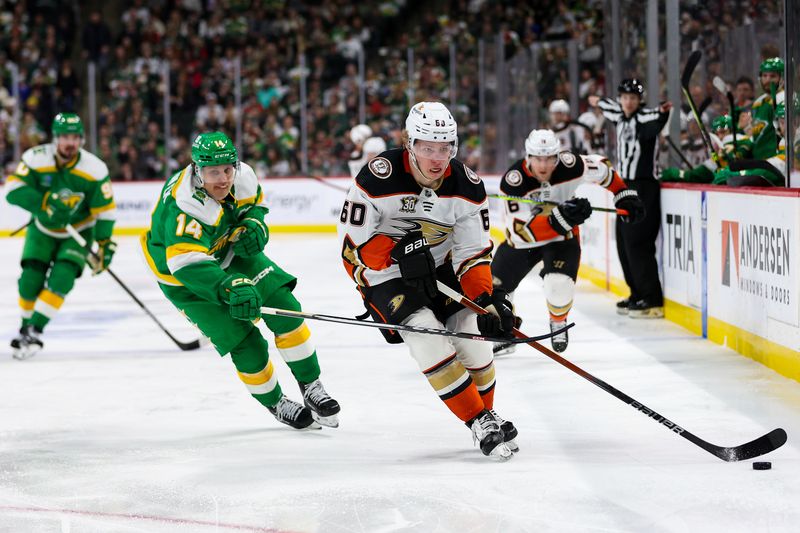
[707,191,799,335]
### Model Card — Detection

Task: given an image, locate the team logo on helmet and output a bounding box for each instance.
[559,152,577,168]
[464,165,481,184]
[388,294,405,314]
[505,169,523,186]
[368,157,392,178]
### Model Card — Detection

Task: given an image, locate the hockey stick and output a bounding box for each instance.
[665,136,693,169]
[490,194,627,215]
[712,76,738,155]
[681,50,717,161]
[9,219,31,237]
[64,225,203,351]
[437,280,787,461]
[261,305,573,345]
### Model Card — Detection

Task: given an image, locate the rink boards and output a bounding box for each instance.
[1,176,798,379]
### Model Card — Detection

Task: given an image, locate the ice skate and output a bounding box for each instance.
[616,298,630,315]
[627,300,664,319]
[469,410,513,460]
[299,379,341,428]
[492,341,516,357]
[10,326,43,360]
[268,395,321,430]
[550,319,569,353]
[489,409,519,452]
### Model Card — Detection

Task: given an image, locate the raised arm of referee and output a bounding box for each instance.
[588,79,671,318]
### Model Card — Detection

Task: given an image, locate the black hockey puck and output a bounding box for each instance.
[753,461,772,470]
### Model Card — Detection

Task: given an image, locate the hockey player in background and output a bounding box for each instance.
[548,99,592,154]
[748,57,784,160]
[347,123,373,177]
[142,132,340,430]
[338,101,519,459]
[492,129,644,354]
[348,135,387,178]
[5,113,117,359]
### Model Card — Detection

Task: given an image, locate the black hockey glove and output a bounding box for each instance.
[474,289,517,338]
[390,231,438,300]
[614,190,646,224]
[548,197,593,235]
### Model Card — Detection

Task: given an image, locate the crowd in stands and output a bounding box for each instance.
[0,0,788,181]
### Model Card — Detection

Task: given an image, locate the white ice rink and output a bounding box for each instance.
[0,234,798,533]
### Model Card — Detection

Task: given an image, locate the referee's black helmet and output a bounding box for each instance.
[618,78,645,96]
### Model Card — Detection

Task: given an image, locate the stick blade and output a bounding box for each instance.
[712,76,728,94]
[714,428,787,462]
[178,338,203,351]
[681,50,702,87]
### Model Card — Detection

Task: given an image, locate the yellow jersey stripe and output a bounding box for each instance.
[90,202,117,214]
[166,243,209,260]
[140,233,182,286]
[171,167,189,200]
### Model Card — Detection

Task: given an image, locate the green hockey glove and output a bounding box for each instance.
[232,217,269,257]
[218,275,262,321]
[660,167,684,182]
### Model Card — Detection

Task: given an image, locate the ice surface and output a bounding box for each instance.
[0,235,798,532]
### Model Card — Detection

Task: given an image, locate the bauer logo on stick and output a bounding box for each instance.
[368,157,392,178]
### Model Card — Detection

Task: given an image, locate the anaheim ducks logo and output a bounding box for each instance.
[559,152,577,168]
[388,294,405,314]
[464,164,481,184]
[504,169,522,186]
[368,157,392,178]
[391,218,453,246]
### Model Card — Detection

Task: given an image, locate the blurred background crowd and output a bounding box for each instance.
[0,0,787,180]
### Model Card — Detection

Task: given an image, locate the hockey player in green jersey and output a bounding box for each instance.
[714,103,786,187]
[661,115,752,183]
[142,131,340,430]
[5,113,117,359]
[749,57,784,160]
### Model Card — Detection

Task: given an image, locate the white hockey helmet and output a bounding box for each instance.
[405,101,458,157]
[548,99,570,114]
[362,136,387,156]
[525,129,561,157]
[350,124,372,145]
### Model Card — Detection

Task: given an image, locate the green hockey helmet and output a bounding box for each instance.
[191,131,238,168]
[51,113,84,137]
[711,115,732,132]
[759,57,784,75]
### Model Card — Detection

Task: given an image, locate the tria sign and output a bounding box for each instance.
[664,213,695,273]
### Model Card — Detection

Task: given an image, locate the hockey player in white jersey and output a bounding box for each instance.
[548,99,592,155]
[492,129,645,353]
[338,102,519,459]
[348,135,387,178]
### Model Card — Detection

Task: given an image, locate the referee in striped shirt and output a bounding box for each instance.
[588,79,671,318]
